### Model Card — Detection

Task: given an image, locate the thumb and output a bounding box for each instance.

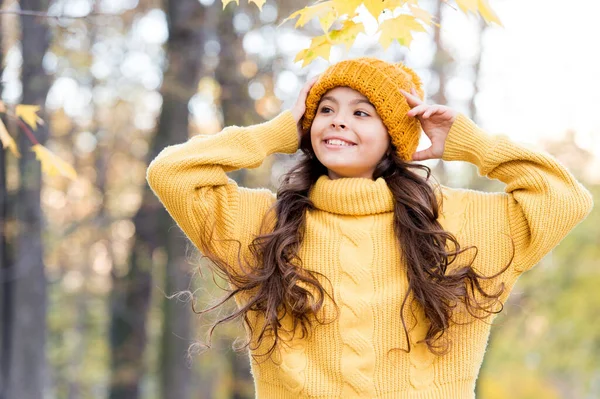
[411,147,435,161]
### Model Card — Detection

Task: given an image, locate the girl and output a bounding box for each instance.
[146,57,593,398]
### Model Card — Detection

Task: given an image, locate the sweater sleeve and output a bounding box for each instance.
[146,110,299,266]
[441,113,594,274]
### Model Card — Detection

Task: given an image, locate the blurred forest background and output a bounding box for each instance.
[1,0,598,398]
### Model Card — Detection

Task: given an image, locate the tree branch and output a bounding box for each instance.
[0,9,117,19]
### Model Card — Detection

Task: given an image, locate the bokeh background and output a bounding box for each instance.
[1,0,599,398]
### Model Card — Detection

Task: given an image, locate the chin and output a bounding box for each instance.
[325,166,372,179]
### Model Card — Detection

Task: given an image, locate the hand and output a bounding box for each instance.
[290,74,320,142]
[400,88,457,161]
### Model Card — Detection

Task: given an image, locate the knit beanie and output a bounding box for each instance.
[300,57,425,162]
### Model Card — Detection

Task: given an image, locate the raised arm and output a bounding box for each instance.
[441,113,594,273]
[146,110,299,265]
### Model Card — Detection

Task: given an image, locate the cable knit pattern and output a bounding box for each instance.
[337,215,377,396]
[274,322,308,394]
[146,109,594,398]
[408,307,436,390]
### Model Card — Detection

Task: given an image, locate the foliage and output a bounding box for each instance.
[226,0,502,66]
[0,100,77,180]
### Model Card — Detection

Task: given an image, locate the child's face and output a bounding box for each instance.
[310,86,390,180]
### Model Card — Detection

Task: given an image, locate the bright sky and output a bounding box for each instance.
[344,0,600,157]
[463,0,600,156]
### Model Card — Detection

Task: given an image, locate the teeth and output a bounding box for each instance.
[325,139,354,147]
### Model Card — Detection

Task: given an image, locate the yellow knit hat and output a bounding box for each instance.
[301,57,425,162]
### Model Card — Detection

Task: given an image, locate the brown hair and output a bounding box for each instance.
[190,117,515,361]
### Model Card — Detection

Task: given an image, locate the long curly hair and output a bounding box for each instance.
[190,111,515,362]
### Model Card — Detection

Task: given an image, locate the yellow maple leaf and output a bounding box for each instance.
[329,20,365,51]
[294,34,332,67]
[409,4,437,26]
[31,144,77,181]
[455,0,502,26]
[319,8,337,33]
[454,0,477,13]
[15,104,42,131]
[364,0,391,20]
[385,0,418,6]
[361,0,417,19]
[279,1,334,29]
[0,118,21,158]
[378,14,426,50]
[222,0,239,10]
[331,0,361,18]
[248,0,266,11]
[476,0,502,26]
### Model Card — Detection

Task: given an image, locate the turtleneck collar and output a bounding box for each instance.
[308,175,395,215]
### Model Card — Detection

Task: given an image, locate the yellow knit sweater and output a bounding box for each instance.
[146,110,593,398]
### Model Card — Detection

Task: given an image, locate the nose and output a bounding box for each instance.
[331,116,346,129]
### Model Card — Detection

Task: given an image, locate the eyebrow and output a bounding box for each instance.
[320,95,374,108]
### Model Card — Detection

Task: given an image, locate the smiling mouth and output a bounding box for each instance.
[323,139,357,147]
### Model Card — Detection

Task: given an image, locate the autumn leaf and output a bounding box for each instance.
[363,0,394,20]
[279,1,335,29]
[364,0,417,19]
[222,0,239,10]
[378,14,426,50]
[0,119,21,158]
[319,8,337,33]
[331,0,361,19]
[294,19,365,66]
[248,0,266,11]
[31,144,77,181]
[216,0,502,65]
[384,0,419,7]
[409,4,437,26]
[16,104,43,131]
[294,34,332,67]
[0,100,6,113]
[455,0,502,26]
[476,0,502,26]
[328,20,366,51]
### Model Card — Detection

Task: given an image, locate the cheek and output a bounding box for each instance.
[361,131,390,157]
[310,120,327,146]
[309,119,321,140]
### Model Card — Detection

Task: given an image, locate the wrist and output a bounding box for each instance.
[290,108,302,124]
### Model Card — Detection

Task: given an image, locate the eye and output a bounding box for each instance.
[318,107,370,117]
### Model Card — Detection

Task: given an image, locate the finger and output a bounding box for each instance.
[407,104,429,117]
[400,89,421,105]
[411,147,434,161]
[400,89,423,107]
[423,106,439,119]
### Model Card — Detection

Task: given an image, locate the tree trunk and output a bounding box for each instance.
[214,5,257,398]
[156,2,208,399]
[4,0,51,398]
[108,1,208,398]
[106,0,157,394]
[0,3,9,397]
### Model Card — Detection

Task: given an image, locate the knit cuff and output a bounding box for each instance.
[248,109,300,156]
[441,113,496,168]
